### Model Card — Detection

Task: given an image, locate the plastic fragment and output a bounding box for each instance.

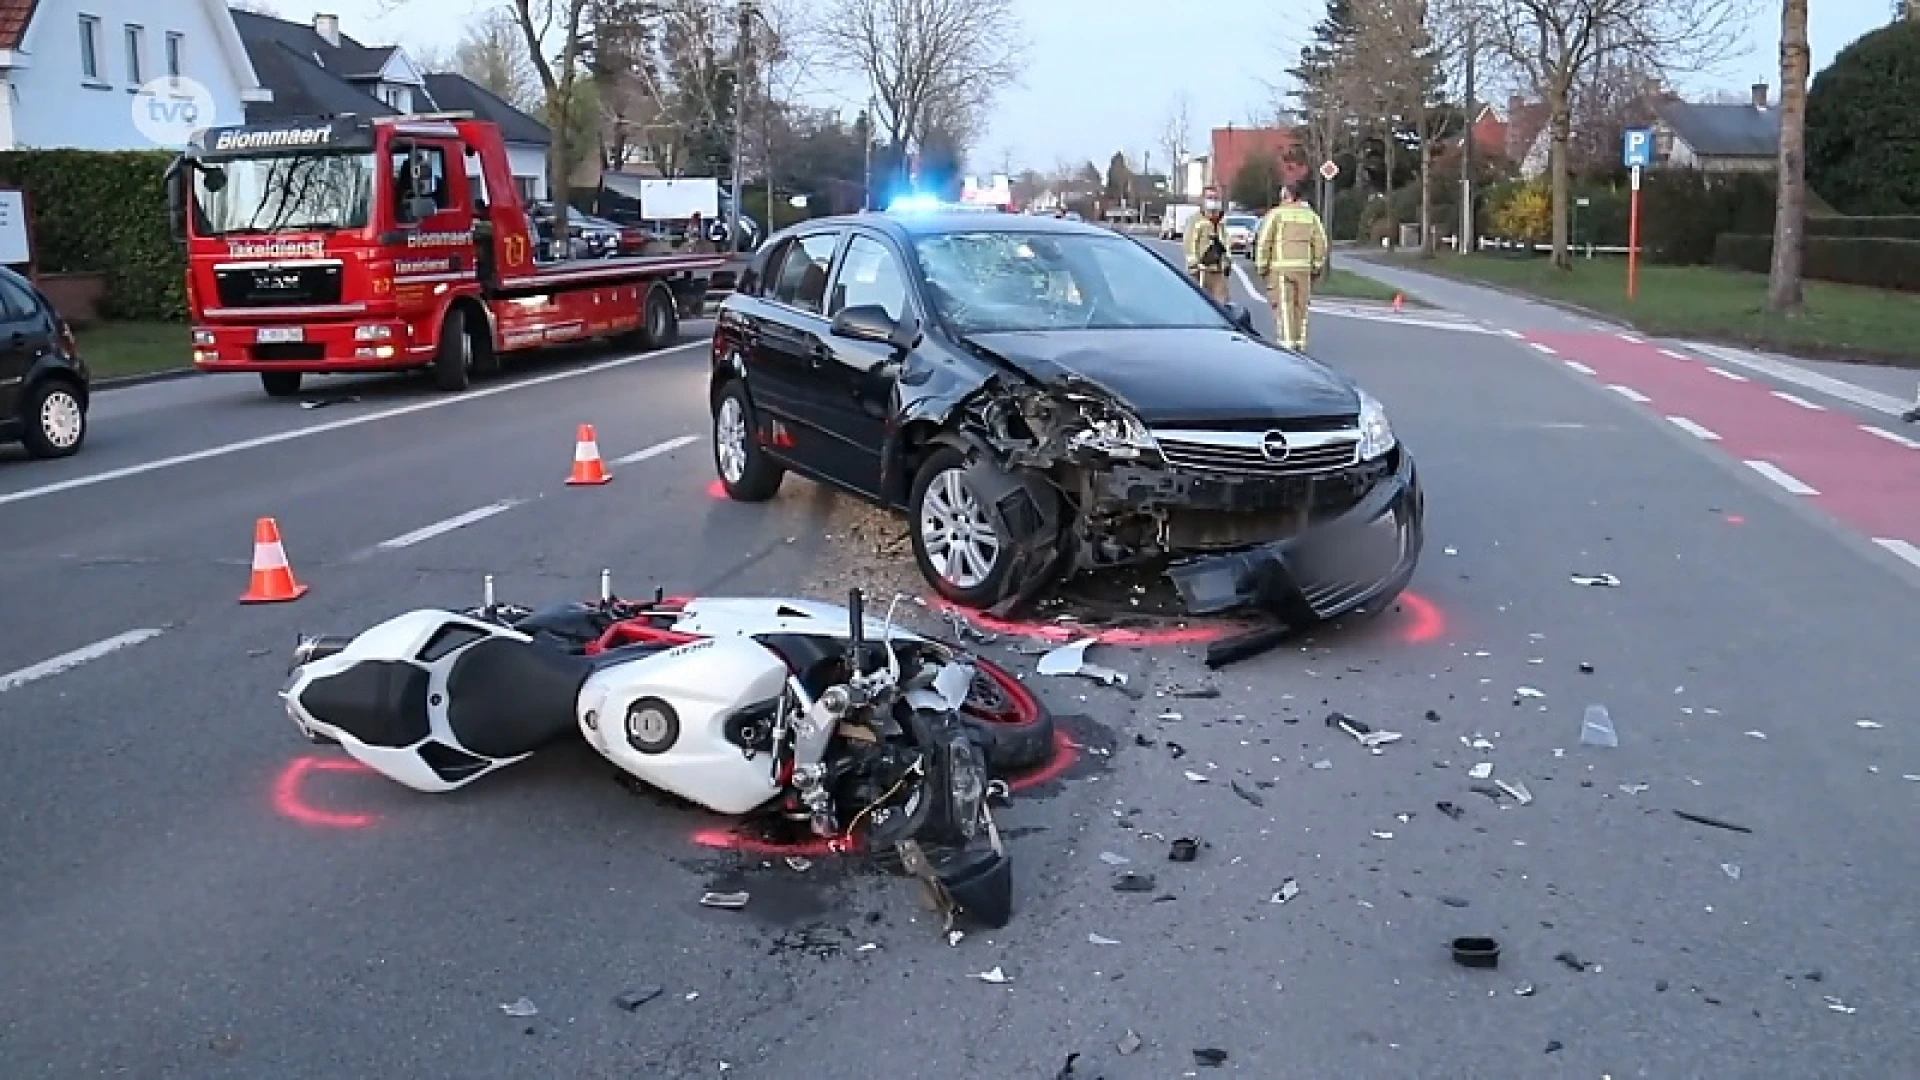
[500,997,538,1017]
[1824,995,1856,1014]
[1721,863,1741,880]
[1184,770,1209,783]
[1496,780,1533,805]
[613,987,664,1011]
[1570,572,1621,587]
[1271,878,1301,904]
[1855,719,1882,730]
[1468,762,1494,780]
[1230,780,1265,806]
[1436,801,1465,819]
[1515,982,1535,996]
[1371,830,1394,839]
[784,856,812,871]
[1673,809,1753,834]
[1112,871,1157,893]
[1037,637,1127,686]
[948,930,964,947]
[1117,1030,1143,1054]
[1580,704,1618,747]
[972,966,1011,984]
[1099,851,1130,866]
[700,891,749,909]
[1088,932,1120,945]
[1310,759,1334,770]
[1192,1048,1229,1067]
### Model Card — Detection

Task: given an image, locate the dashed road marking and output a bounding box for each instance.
[1772,390,1824,411]
[1667,416,1720,440]
[1693,341,1914,418]
[1861,425,1920,450]
[1616,332,1643,344]
[1709,367,1748,382]
[1658,348,1688,361]
[1530,342,1557,355]
[613,434,700,465]
[0,629,167,694]
[1608,385,1651,403]
[1501,328,1524,339]
[1563,360,1595,375]
[1745,459,1819,496]
[377,500,521,550]
[1873,538,1920,572]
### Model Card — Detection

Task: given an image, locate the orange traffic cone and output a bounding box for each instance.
[241,517,308,603]
[1392,292,1404,313]
[566,423,612,485]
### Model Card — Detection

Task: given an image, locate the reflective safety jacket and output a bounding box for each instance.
[1186,214,1229,272]
[1254,203,1330,276]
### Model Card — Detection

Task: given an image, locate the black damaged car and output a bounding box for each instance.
[707,210,1423,629]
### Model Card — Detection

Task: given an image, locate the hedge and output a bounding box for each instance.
[1638,170,1776,266]
[0,150,184,321]
[1807,215,1920,240]
[1713,233,1920,293]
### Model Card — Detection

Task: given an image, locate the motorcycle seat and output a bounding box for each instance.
[444,637,594,757]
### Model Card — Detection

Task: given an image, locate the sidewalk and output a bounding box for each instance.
[1341,254,1920,421]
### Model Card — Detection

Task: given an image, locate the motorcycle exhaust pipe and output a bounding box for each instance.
[290,634,352,671]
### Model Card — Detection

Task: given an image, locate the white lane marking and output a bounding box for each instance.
[613,434,699,465]
[1667,416,1720,440]
[0,341,707,508]
[377,500,520,550]
[1745,459,1819,495]
[1616,332,1643,344]
[1608,384,1651,403]
[1659,348,1688,361]
[1874,538,1920,571]
[1862,425,1920,450]
[1316,310,1497,334]
[1773,390,1824,411]
[1530,342,1557,355]
[1501,328,1524,339]
[1693,341,1914,418]
[1232,265,1261,297]
[1708,366,1748,382]
[0,629,166,694]
[1564,360,1596,375]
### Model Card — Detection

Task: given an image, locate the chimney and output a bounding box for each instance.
[314,14,340,47]
[1751,82,1769,108]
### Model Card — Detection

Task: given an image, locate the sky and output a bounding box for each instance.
[258,0,1896,174]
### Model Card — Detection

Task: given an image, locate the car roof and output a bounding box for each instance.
[777,210,1119,244]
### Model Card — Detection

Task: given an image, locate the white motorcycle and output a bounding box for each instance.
[281,579,1030,928]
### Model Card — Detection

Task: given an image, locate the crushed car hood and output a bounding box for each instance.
[962,328,1359,424]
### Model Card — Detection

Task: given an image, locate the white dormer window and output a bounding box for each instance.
[382,86,412,112]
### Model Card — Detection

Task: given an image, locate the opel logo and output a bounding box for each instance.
[1260,430,1290,461]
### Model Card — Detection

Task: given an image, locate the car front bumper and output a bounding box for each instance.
[1163,448,1424,623]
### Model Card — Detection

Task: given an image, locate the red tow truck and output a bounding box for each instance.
[166,112,731,397]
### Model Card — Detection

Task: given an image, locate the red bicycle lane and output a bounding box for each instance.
[1524,331,1920,552]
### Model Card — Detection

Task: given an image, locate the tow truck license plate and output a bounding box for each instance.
[256,328,304,344]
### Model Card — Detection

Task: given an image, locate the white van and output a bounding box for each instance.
[1159,203,1201,240]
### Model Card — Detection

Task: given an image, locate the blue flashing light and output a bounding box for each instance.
[886,193,948,213]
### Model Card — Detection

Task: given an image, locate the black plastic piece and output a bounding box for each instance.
[1451,936,1501,969]
[1169,837,1199,862]
[417,623,488,663]
[443,638,592,758]
[298,660,431,749]
[418,739,494,783]
[933,845,1013,929]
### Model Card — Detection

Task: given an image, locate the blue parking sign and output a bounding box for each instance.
[1623,128,1653,168]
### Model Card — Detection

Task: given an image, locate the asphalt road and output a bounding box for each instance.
[2,249,1916,1079]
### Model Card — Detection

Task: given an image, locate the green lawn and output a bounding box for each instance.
[1316,267,1426,307]
[74,321,190,379]
[1389,253,1920,365]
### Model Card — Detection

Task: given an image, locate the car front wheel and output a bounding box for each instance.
[20,379,86,458]
[908,447,1018,608]
[711,379,784,501]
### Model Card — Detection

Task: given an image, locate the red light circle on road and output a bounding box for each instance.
[273,755,379,829]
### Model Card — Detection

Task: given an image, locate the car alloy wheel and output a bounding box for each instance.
[919,467,1001,589]
[714,393,749,484]
[39,388,83,450]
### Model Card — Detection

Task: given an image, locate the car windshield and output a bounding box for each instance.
[192,152,377,235]
[1226,215,1257,229]
[912,230,1234,334]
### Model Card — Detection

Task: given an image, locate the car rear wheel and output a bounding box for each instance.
[432,308,473,391]
[637,285,679,350]
[260,371,302,397]
[20,379,85,458]
[711,379,784,501]
[909,448,1017,609]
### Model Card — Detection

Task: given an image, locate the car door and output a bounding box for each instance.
[813,231,919,497]
[0,272,48,422]
[745,229,846,475]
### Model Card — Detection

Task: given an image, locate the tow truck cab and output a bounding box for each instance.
[167,112,725,396]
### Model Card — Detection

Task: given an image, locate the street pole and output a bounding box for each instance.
[862,99,874,209]
[1628,164,1642,299]
[1459,22,1476,256]
[727,0,754,249]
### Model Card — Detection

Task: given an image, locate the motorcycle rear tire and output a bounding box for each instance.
[961,660,1056,774]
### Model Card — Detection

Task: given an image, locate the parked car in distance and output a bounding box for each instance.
[0,266,89,459]
[706,209,1422,624]
[1222,213,1259,254]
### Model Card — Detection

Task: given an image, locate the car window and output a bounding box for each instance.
[828,235,908,323]
[914,231,1230,333]
[770,232,839,314]
[0,273,41,321]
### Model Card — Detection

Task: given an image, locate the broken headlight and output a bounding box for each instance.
[1357,390,1396,461]
[1063,396,1153,459]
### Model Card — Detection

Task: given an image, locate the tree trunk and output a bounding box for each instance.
[549,78,573,242]
[1547,85,1573,270]
[1768,0,1810,314]
[1418,139,1435,257]
[1382,125,1397,245]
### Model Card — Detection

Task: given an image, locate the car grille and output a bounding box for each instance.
[213,262,344,308]
[1299,509,1411,616]
[1152,427,1361,478]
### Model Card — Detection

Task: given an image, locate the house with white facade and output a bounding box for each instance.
[230,10,550,200]
[0,0,272,149]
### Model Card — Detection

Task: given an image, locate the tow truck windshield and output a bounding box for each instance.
[192,152,378,235]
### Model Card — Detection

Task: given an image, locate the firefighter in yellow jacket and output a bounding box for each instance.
[1254,181,1330,351]
[1184,189,1232,302]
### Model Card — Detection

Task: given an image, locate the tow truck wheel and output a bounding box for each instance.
[260,371,302,397]
[637,285,679,351]
[433,308,473,391]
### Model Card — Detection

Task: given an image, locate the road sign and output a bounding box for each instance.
[1623,128,1654,169]
[1319,159,1340,181]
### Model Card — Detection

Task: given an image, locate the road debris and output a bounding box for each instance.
[1440,895,1470,908]
[1721,863,1741,880]
[1496,779,1534,806]
[1436,801,1465,819]
[1545,1040,1564,1053]
[1037,638,1127,686]
[700,891,750,909]
[1192,1048,1229,1067]
[1674,809,1753,834]
[1088,932,1121,945]
[972,966,1011,984]
[1099,851,1130,866]
[1168,684,1221,699]
[1113,871,1157,893]
[1310,759,1334,770]
[1746,730,1768,740]
[1118,1029,1143,1054]
[784,856,812,872]
[1555,951,1588,972]
[1571,572,1622,587]
[1824,995,1856,1014]
[1271,878,1301,904]
[1855,719,1882,730]
[613,987,664,1011]
[500,997,538,1017]
[1371,830,1395,840]
[1169,837,1200,862]
[1230,780,1266,807]
[1515,982,1535,995]
[1451,937,1500,969]
[1468,762,1494,780]
[1052,1052,1080,1078]
[1580,704,1619,747]
[1184,770,1210,783]
[1326,711,1404,751]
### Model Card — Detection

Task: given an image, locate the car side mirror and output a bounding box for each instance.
[1223,301,1255,332]
[407,196,438,222]
[830,304,897,344]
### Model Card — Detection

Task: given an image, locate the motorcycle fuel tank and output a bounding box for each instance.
[576,635,795,815]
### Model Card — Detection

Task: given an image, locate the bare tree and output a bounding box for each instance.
[1768,0,1809,314]
[424,9,539,111]
[477,0,592,237]
[1354,0,1450,252]
[1469,0,1754,268]
[1160,92,1193,195]
[813,0,1025,173]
